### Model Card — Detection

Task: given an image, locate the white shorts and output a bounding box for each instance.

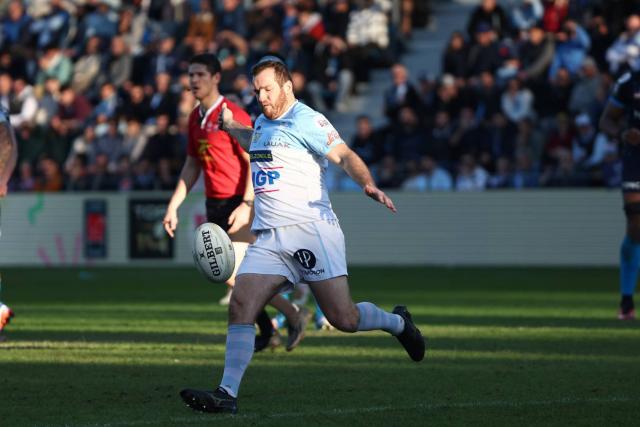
[237,219,348,285]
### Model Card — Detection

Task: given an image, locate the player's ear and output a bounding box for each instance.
[284,80,293,95]
[213,72,221,84]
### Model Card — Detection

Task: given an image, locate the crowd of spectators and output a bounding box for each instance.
[1,0,429,193]
[349,0,639,192]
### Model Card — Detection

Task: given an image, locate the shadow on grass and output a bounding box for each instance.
[2,355,639,427]
[3,327,639,360]
[421,314,634,329]
[2,330,227,344]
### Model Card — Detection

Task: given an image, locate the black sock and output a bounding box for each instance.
[621,295,635,312]
[256,310,273,337]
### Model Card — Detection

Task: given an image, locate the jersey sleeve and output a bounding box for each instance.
[610,72,632,108]
[300,111,345,157]
[186,115,198,158]
[231,103,253,128]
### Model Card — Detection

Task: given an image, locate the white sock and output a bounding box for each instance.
[356,302,404,335]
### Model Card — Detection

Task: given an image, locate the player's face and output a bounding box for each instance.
[253,68,290,120]
[188,63,217,101]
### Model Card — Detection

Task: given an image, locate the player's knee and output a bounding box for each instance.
[628,227,640,243]
[228,294,249,323]
[331,318,358,333]
[624,202,640,241]
[628,222,640,242]
[326,309,359,333]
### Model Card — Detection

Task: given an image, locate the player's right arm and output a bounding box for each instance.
[163,156,202,238]
[0,119,18,198]
[599,72,640,145]
[219,102,254,151]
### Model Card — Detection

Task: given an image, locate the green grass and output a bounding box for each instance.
[1,267,639,426]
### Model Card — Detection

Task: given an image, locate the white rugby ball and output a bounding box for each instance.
[192,222,235,283]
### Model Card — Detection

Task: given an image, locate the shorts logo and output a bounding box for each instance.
[294,249,316,269]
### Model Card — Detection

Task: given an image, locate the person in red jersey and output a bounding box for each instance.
[163,54,308,352]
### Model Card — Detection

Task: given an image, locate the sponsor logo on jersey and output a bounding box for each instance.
[197,138,214,163]
[253,169,281,187]
[264,135,291,148]
[205,121,219,132]
[315,117,330,128]
[250,150,273,162]
[327,130,341,146]
[251,131,262,144]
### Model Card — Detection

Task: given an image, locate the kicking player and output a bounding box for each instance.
[0,106,18,337]
[179,55,426,414]
[163,54,308,351]
[600,69,640,320]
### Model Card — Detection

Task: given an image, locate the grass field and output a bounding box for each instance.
[1,266,639,426]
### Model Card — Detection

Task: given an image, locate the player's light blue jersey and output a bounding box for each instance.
[249,101,345,231]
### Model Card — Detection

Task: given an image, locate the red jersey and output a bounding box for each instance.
[187,96,252,199]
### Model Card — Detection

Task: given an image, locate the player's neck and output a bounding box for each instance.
[273,97,297,120]
[199,90,222,110]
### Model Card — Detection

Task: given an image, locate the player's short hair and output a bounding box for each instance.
[251,54,292,87]
[189,53,222,75]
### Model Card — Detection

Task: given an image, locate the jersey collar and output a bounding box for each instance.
[199,95,224,129]
[272,100,298,121]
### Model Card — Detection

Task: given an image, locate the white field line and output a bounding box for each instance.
[51,395,640,427]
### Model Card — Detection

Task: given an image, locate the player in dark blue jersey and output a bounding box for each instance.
[599,70,640,320]
[0,107,17,336]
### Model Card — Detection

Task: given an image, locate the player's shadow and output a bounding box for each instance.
[5,330,227,344]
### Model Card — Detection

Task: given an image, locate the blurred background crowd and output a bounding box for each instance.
[0,0,638,192]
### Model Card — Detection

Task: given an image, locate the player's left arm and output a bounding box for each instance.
[326,144,397,213]
[0,122,18,198]
[228,150,254,234]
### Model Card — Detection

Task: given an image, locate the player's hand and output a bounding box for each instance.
[621,128,640,145]
[0,182,7,198]
[363,183,397,213]
[163,208,178,238]
[227,202,251,234]
[219,102,234,131]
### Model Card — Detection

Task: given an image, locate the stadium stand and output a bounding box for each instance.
[3,0,631,193]
[1,0,430,193]
[356,0,635,191]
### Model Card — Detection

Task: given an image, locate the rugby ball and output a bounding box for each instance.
[192,222,235,283]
